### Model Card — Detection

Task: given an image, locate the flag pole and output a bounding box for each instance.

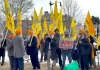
[2,26,6,33]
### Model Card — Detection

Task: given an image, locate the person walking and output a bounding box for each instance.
[12,29,25,70]
[54,29,62,67]
[26,29,40,70]
[7,34,15,70]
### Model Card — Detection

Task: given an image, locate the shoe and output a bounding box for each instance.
[1,63,4,66]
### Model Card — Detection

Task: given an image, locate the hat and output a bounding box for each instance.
[64,30,69,33]
[54,29,59,32]
[49,31,54,35]
[27,29,33,35]
[79,29,85,34]
[15,28,22,35]
[9,34,15,39]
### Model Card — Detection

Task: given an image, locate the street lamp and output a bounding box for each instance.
[49,0,62,12]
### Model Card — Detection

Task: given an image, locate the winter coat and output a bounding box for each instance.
[77,38,92,57]
[0,39,6,56]
[7,39,14,56]
[43,37,57,60]
[54,33,60,49]
[12,35,25,58]
[26,36,38,56]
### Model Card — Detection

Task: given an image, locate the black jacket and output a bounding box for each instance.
[26,36,38,55]
[77,38,92,57]
[0,39,6,56]
[43,37,57,60]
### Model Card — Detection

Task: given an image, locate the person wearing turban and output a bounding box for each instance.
[7,33,15,70]
[77,29,92,70]
[26,29,40,70]
[12,28,25,70]
[43,30,58,70]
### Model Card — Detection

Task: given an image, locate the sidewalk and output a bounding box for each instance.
[0,51,100,70]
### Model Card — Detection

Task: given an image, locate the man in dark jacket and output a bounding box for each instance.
[54,29,62,67]
[26,31,40,70]
[77,30,92,70]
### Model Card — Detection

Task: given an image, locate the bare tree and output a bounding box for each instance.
[0,11,5,32]
[0,0,34,18]
[63,0,83,25]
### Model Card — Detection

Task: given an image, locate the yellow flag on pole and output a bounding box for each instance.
[64,25,66,31]
[43,18,48,32]
[56,8,64,34]
[71,17,76,40]
[84,11,95,36]
[4,0,15,33]
[97,36,100,49]
[54,1,58,18]
[16,8,22,30]
[31,8,43,35]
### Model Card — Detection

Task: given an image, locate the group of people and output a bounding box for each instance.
[39,29,97,70]
[0,28,97,70]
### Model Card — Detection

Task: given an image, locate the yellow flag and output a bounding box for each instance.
[33,8,38,21]
[39,7,43,21]
[4,0,15,33]
[49,23,53,31]
[50,9,54,22]
[71,17,76,40]
[43,18,48,32]
[64,25,66,31]
[32,8,43,35]
[32,8,38,33]
[97,36,100,49]
[56,8,63,34]
[54,1,58,18]
[53,1,59,25]
[16,8,22,30]
[84,11,95,36]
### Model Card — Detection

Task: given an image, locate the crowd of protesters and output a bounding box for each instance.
[0,28,98,70]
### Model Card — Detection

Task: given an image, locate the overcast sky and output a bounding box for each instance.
[28,0,100,19]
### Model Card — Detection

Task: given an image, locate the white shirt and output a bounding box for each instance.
[48,43,51,50]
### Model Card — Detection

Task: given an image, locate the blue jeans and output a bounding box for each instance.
[62,49,72,70]
[9,56,14,70]
[14,57,24,70]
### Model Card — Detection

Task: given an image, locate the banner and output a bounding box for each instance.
[59,41,73,49]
